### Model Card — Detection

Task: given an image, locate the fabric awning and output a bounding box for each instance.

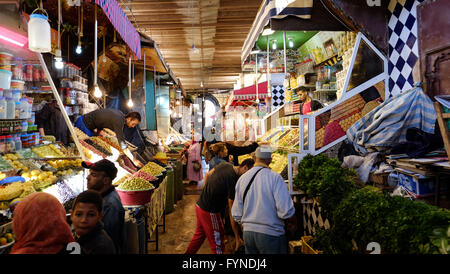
[241,0,313,64]
[232,81,269,101]
[89,0,141,59]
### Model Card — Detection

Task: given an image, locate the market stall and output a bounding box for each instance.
[0,1,171,254]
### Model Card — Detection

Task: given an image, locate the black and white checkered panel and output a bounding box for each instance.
[302,198,330,236]
[387,0,425,98]
[272,85,285,108]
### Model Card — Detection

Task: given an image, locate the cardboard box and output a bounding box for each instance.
[395,168,435,197]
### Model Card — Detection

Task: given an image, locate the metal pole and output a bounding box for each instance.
[255,54,258,98]
[283,31,287,77]
[94,5,97,87]
[129,55,132,102]
[267,36,270,95]
[37,53,86,161]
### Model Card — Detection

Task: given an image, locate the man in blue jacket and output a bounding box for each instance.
[82,159,125,254]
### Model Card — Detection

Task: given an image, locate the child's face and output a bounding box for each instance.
[71,202,103,237]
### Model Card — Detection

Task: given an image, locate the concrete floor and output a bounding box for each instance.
[147,161,236,254]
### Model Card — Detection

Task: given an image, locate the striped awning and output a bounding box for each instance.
[241,0,313,64]
[232,81,269,101]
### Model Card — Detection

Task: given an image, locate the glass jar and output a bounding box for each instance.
[5,135,15,152]
[0,96,6,119]
[19,98,28,119]
[21,121,28,132]
[0,136,5,153]
[14,134,22,151]
[15,101,20,119]
[6,97,15,119]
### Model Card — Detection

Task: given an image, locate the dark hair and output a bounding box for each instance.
[240,158,255,169]
[72,190,103,212]
[126,111,141,122]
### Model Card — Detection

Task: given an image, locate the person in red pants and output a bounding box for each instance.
[185,159,255,254]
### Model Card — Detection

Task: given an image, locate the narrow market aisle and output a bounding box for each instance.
[147,159,235,254]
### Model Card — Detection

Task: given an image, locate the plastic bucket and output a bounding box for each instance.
[116,188,154,206]
[0,69,12,89]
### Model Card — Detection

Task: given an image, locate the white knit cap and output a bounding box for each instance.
[255,145,274,159]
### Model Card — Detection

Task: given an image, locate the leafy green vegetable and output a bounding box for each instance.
[294,154,450,254]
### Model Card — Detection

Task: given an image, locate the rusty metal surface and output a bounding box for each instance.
[418,0,450,97]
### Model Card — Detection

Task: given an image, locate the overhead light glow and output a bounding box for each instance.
[93,85,102,98]
[0,26,27,47]
[127,99,134,108]
[54,49,64,70]
[288,38,294,48]
[272,40,277,50]
[75,44,82,54]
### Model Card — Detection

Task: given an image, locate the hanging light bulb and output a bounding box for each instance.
[272,40,277,50]
[200,81,204,88]
[75,41,82,54]
[127,99,134,108]
[54,49,64,69]
[93,84,102,98]
[288,38,294,48]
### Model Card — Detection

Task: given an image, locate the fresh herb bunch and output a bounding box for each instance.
[294,154,356,216]
[312,186,450,254]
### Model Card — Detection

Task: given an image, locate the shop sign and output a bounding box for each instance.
[93,0,141,59]
[258,67,285,73]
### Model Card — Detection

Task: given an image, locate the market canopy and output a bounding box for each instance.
[232,81,269,101]
[88,0,141,59]
[241,0,313,64]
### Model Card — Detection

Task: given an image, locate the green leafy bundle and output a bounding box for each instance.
[312,186,450,254]
[293,154,356,216]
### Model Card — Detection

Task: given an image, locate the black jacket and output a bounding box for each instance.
[36,103,68,144]
[225,142,259,166]
[300,100,323,114]
[74,222,116,254]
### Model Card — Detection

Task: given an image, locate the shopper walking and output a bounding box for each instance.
[10,192,75,254]
[232,146,295,254]
[186,159,255,254]
[83,159,125,254]
[186,140,203,185]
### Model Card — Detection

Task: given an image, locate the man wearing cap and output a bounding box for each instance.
[232,146,295,254]
[82,159,125,254]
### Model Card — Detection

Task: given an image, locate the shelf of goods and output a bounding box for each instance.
[238,151,289,179]
[0,143,86,211]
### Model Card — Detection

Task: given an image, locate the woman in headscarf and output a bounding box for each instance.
[11,192,75,254]
[186,139,203,185]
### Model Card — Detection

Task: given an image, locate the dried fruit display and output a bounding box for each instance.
[315,127,325,149]
[278,128,299,147]
[269,153,288,174]
[84,138,112,156]
[130,171,157,182]
[339,112,363,132]
[141,162,165,176]
[361,100,380,117]
[80,140,107,158]
[117,177,154,191]
[113,175,130,186]
[74,127,89,140]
